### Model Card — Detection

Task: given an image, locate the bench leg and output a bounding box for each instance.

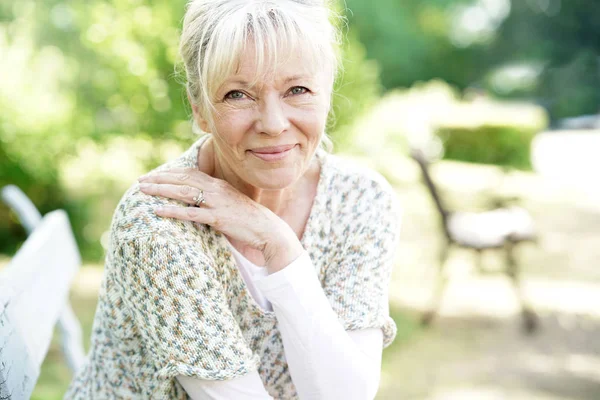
[58,304,86,374]
[505,240,538,334]
[421,242,452,326]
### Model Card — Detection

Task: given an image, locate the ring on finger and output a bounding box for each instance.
[192,189,206,207]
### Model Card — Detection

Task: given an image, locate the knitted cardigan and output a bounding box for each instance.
[65,135,401,399]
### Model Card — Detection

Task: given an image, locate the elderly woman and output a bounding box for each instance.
[66,0,400,399]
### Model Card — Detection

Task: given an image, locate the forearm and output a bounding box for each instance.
[255,252,383,400]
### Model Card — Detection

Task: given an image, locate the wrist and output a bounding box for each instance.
[262,225,304,274]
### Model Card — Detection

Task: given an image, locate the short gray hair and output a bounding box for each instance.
[179,0,342,148]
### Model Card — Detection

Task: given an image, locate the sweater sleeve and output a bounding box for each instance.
[175,329,382,400]
[324,184,402,348]
[254,252,386,399]
[113,234,260,381]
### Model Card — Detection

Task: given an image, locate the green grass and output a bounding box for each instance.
[384,305,422,358]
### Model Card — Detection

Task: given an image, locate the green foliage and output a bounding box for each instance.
[1,0,192,259]
[328,30,382,151]
[437,125,537,170]
[3,0,596,260]
[483,0,600,120]
[0,0,381,261]
[340,80,548,170]
[537,50,600,119]
[343,0,480,90]
[344,0,600,120]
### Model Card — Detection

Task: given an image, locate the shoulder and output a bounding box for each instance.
[106,179,221,284]
[107,138,213,250]
[109,182,190,243]
[321,153,401,223]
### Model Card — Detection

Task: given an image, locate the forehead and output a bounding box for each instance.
[225,41,326,85]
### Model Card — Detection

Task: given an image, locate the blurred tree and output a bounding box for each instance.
[488,0,600,120]
[343,0,482,90]
[344,0,600,120]
[1,0,193,259]
[0,0,381,260]
[328,29,382,150]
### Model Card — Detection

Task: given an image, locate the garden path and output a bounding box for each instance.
[374,155,600,400]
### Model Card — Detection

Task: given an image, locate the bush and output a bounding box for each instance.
[437,125,538,170]
[341,80,548,170]
[434,96,548,170]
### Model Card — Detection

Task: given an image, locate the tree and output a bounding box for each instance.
[0,0,382,259]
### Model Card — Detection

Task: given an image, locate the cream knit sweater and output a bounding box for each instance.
[65,135,400,399]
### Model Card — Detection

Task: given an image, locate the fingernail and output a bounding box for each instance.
[138,175,148,182]
[139,183,149,189]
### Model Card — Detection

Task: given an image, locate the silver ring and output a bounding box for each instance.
[192,189,206,207]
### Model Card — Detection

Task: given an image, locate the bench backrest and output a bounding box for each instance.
[410,148,452,240]
[0,210,81,399]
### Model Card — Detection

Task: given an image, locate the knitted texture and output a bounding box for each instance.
[65,135,401,399]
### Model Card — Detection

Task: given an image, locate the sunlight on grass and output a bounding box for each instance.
[379,305,423,397]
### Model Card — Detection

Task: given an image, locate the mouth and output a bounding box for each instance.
[248,144,297,162]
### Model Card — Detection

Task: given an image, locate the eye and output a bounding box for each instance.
[289,86,309,95]
[225,90,246,100]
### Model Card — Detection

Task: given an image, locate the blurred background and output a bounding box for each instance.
[1,0,600,398]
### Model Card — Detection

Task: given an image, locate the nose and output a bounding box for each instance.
[256,95,290,136]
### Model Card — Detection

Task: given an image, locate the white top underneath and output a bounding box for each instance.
[177,241,384,400]
[225,240,273,312]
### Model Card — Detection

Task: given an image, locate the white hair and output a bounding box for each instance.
[178,0,342,149]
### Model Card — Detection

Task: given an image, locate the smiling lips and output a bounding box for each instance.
[249,144,297,162]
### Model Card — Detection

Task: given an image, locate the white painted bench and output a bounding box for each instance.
[0,185,85,399]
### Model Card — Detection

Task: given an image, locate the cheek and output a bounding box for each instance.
[214,108,255,146]
[291,97,329,132]
[290,104,328,138]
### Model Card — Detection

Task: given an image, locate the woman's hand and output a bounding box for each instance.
[137,167,303,273]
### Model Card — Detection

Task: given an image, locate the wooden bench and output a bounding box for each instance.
[410,149,539,333]
[0,185,85,399]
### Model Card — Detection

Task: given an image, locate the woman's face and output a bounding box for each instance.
[195,46,332,190]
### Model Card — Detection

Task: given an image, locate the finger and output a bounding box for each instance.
[139,183,209,206]
[155,205,215,225]
[138,171,204,185]
[148,167,208,177]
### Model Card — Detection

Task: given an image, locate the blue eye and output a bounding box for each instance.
[290,86,308,95]
[226,91,245,100]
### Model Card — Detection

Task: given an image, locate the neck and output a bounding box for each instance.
[213,156,299,216]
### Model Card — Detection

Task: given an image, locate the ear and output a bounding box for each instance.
[187,92,211,133]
